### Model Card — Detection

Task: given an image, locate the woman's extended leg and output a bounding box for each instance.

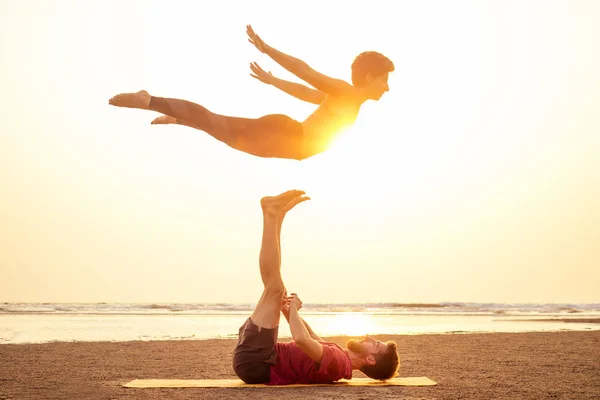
[109,90,252,147]
[108,90,307,160]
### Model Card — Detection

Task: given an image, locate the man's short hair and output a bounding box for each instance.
[359,341,400,380]
[351,51,395,87]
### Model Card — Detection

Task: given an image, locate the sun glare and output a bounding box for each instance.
[294,120,390,208]
[323,313,374,337]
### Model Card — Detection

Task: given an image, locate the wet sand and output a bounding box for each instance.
[1,330,599,400]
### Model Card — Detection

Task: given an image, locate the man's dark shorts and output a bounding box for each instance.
[232,317,278,384]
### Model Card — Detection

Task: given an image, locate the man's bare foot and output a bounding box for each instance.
[261,190,309,216]
[151,115,177,125]
[108,90,151,109]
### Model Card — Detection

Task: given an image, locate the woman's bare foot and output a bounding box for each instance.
[151,115,177,125]
[261,190,309,217]
[108,90,151,109]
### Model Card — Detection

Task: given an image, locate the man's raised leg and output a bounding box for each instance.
[250,190,309,329]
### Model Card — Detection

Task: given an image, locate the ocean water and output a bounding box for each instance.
[1,302,598,344]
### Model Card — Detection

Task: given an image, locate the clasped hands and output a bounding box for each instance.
[281,290,303,318]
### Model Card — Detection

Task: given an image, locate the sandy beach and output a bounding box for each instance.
[1,330,599,400]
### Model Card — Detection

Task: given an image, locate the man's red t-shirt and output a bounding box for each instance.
[269,341,353,385]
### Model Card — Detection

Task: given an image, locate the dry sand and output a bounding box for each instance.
[1,330,599,400]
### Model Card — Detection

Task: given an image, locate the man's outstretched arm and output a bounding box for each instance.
[250,62,326,105]
[288,294,323,362]
[247,25,354,96]
[296,316,324,342]
[281,297,323,341]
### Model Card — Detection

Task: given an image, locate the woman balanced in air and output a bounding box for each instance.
[109,25,394,161]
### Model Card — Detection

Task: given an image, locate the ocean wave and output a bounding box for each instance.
[0,302,598,316]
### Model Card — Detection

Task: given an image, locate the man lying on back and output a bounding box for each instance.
[232,189,399,384]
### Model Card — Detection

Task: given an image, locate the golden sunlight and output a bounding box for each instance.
[324,313,374,337]
[296,124,390,204]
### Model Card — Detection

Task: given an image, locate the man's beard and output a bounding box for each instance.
[346,338,367,356]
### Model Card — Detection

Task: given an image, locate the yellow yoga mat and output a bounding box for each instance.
[123,377,437,388]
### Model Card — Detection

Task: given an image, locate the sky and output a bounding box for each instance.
[1,0,599,304]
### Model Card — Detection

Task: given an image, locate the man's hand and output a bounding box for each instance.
[250,62,274,85]
[281,291,291,320]
[289,293,303,312]
[247,25,270,53]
